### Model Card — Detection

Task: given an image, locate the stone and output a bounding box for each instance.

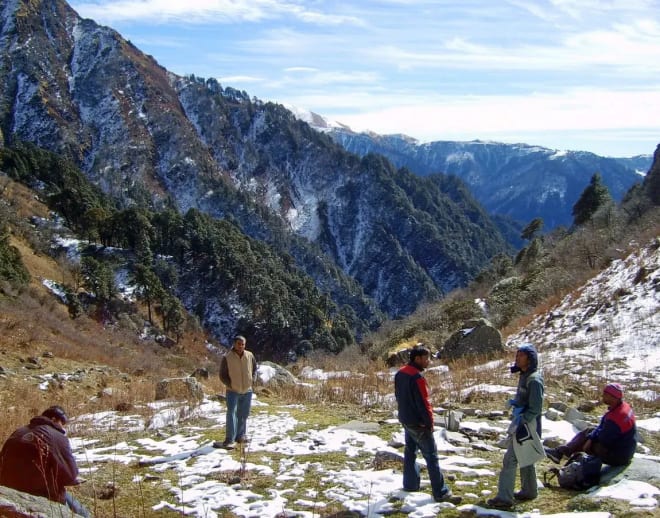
[445,430,470,444]
[577,400,598,412]
[0,484,85,517]
[155,377,204,402]
[336,420,380,433]
[257,361,297,386]
[373,450,403,469]
[549,401,569,412]
[439,318,504,360]
[385,348,413,367]
[564,407,587,425]
[447,410,464,432]
[545,408,563,421]
[191,367,209,379]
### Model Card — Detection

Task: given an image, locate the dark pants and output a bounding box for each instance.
[559,428,615,465]
[402,425,450,500]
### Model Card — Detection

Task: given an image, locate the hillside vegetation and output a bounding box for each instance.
[362,146,660,359]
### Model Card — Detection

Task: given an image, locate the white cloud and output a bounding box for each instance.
[217,75,263,84]
[73,0,362,25]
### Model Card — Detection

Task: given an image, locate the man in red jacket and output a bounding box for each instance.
[394,345,460,504]
[0,406,89,517]
[545,383,637,466]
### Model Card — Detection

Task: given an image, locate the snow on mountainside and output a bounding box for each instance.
[281,104,350,132]
[508,239,660,393]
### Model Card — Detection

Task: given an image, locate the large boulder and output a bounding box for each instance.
[257,361,297,386]
[439,319,503,360]
[0,485,85,517]
[386,349,411,368]
[155,377,204,402]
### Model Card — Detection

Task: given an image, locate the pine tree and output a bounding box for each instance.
[572,173,613,226]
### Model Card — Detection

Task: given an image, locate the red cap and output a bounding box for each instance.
[603,383,623,399]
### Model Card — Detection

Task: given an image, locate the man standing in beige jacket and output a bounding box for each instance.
[214,335,258,449]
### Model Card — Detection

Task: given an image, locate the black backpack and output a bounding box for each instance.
[544,452,603,490]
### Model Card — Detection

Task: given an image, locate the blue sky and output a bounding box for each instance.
[69,0,660,157]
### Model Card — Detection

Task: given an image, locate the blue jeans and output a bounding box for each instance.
[65,491,90,517]
[225,390,253,442]
[402,425,449,500]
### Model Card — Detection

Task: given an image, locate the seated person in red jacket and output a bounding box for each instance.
[0,406,90,517]
[545,383,637,466]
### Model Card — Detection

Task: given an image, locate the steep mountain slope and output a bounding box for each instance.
[323,129,649,230]
[0,0,510,322]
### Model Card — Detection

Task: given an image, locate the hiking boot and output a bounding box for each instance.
[434,490,462,505]
[235,436,249,444]
[514,491,536,501]
[486,497,513,509]
[545,447,563,464]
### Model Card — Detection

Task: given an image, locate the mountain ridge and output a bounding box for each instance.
[1,0,511,352]
[288,108,651,230]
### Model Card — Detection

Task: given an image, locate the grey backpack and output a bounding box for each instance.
[545,452,602,490]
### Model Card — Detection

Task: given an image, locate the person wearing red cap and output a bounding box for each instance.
[545,383,637,466]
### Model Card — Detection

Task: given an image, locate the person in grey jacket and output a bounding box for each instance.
[487,344,544,510]
[214,335,257,449]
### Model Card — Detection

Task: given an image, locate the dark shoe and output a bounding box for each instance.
[235,436,249,444]
[434,490,462,505]
[545,447,562,464]
[486,497,513,509]
[213,440,235,449]
[514,491,536,501]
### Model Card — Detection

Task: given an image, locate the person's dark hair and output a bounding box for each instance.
[409,345,430,363]
[42,405,68,424]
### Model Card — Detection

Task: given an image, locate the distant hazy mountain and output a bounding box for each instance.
[293,110,651,230]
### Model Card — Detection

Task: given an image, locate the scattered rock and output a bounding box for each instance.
[0,484,85,517]
[97,387,116,398]
[472,442,497,452]
[155,377,204,402]
[545,408,563,421]
[373,450,403,469]
[115,401,133,412]
[439,318,503,360]
[447,410,464,432]
[257,361,297,386]
[97,482,119,500]
[336,420,380,433]
[549,401,569,412]
[577,400,598,413]
[386,348,412,368]
[564,407,587,425]
[445,430,470,444]
[191,367,209,379]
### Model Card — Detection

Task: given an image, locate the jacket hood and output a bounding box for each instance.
[510,343,539,373]
[519,343,539,371]
[29,415,65,433]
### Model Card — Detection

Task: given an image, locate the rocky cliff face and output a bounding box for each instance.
[326,131,650,230]
[0,0,510,322]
